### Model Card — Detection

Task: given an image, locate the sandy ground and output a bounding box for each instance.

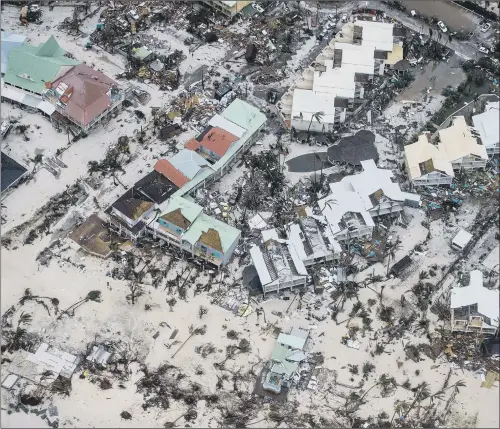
[1,3,499,429]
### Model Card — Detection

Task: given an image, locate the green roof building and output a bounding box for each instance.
[4,35,80,95]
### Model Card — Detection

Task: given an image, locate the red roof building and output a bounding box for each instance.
[154,159,190,188]
[47,63,122,130]
[185,126,239,158]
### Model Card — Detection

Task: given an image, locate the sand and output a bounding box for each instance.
[1,3,499,428]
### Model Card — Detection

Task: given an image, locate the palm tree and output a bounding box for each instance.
[307,111,324,140]
[385,241,403,277]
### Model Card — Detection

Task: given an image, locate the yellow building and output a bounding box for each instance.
[201,1,252,17]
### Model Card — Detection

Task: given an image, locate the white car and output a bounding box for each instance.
[481,23,492,32]
[341,13,348,22]
[437,21,448,33]
[252,3,264,13]
[478,46,490,54]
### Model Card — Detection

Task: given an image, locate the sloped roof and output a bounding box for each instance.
[438,116,488,162]
[344,159,419,210]
[1,32,27,74]
[49,63,119,127]
[1,151,28,192]
[182,213,240,253]
[404,133,454,180]
[111,189,154,221]
[451,270,499,326]
[157,196,203,226]
[3,36,80,94]
[154,159,190,188]
[472,102,500,151]
[169,149,212,180]
[185,126,239,157]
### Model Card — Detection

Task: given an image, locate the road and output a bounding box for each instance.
[310,1,483,60]
[402,0,481,32]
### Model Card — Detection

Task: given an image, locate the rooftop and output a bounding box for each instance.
[291,89,337,123]
[472,101,499,151]
[1,151,28,193]
[277,333,307,351]
[250,233,308,287]
[438,116,488,162]
[169,149,213,180]
[1,32,27,75]
[341,159,419,211]
[182,213,240,253]
[4,35,80,94]
[110,188,154,221]
[312,64,356,99]
[69,214,128,258]
[47,63,121,127]
[157,196,203,226]
[185,126,239,157]
[154,159,190,188]
[354,20,394,51]
[334,42,375,75]
[405,133,454,181]
[450,270,499,326]
[133,170,178,204]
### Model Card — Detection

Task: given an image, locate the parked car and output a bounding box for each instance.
[341,13,348,22]
[481,23,492,32]
[479,46,490,54]
[252,3,264,13]
[437,21,448,33]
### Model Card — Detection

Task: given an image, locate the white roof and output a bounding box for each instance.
[335,43,375,75]
[291,89,337,124]
[169,149,212,179]
[472,102,499,151]
[248,213,269,230]
[262,228,279,242]
[312,65,356,99]
[250,245,273,286]
[209,114,246,138]
[288,241,308,276]
[438,116,488,162]
[452,229,473,248]
[318,184,374,235]
[482,245,499,273]
[355,20,394,51]
[405,133,454,180]
[277,333,307,351]
[450,270,499,326]
[344,159,419,210]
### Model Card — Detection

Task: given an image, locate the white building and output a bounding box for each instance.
[451,229,473,252]
[472,101,500,156]
[318,160,420,242]
[250,229,308,296]
[438,116,488,171]
[450,270,499,334]
[286,213,341,266]
[333,42,378,77]
[404,132,454,188]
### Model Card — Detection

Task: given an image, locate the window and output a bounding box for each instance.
[176,228,182,234]
[200,245,207,253]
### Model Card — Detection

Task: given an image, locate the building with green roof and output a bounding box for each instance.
[181,213,241,266]
[4,35,80,95]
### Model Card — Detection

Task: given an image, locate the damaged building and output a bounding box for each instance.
[286,210,341,267]
[200,1,252,18]
[318,160,420,241]
[250,229,308,296]
[152,196,240,266]
[450,270,499,335]
[438,116,489,171]
[472,101,500,157]
[2,35,129,135]
[278,19,402,129]
[404,132,454,188]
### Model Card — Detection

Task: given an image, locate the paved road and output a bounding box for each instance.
[402,0,481,32]
[310,1,483,60]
